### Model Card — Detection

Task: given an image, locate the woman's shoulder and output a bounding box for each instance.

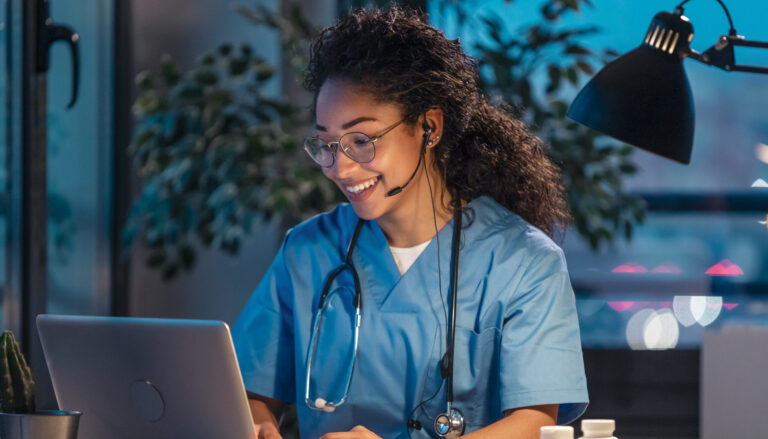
[469,197,570,306]
[469,196,564,260]
[282,203,358,252]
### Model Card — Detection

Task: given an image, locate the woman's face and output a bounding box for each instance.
[314,79,428,221]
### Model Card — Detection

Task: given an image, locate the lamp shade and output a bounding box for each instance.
[567,12,696,164]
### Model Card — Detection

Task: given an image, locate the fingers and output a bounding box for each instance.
[319,425,381,439]
[319,433,361,439]
[255,422,283,439]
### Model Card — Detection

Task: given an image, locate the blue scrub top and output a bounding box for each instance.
[232,196,588,438]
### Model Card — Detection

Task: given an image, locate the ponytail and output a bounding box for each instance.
[438,101,570,238]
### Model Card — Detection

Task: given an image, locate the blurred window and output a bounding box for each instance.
[429,0,768,349]
[45,0,115,316]
[1,0,9,330]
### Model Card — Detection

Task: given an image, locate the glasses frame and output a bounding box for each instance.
[304,119,405,168]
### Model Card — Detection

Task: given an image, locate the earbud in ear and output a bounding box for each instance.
[422,118,432,137]
[422,124,433,146]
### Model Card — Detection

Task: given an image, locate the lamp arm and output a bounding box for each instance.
[728,38,768,49]
[692,35,768,75]
[727,37,768,74]
[675,0,768,74]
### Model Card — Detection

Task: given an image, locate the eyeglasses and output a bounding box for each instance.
[303,119,404,168]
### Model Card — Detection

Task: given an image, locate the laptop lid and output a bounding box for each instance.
[37,314,256,439]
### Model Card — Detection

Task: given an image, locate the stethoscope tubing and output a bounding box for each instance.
[304,293,361,411]
[446,207,462,410]
[305,220,365,411]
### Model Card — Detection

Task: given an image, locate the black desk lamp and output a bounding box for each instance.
[567,0,768,164]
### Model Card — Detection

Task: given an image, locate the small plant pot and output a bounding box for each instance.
[0,410,81,439]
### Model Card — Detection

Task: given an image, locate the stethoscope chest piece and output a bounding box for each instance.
[434,407,465,438]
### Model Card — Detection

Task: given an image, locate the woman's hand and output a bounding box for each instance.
[247,393,285,439]
[254,422,283,439]
[319,425,382,439]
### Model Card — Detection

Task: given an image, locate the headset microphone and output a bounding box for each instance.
[385,122,432,197]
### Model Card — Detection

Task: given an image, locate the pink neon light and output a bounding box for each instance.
[608,301,635,312]
[651,264,682,274]
[705,259,744,276]
[723,303,739,310]
[612,263,648,273]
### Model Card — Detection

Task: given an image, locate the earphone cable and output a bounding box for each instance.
[406,123,450,437]
[407,377,446,438]
[423,134,449,344]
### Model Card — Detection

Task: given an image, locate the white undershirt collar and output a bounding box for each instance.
[389,240,431,275]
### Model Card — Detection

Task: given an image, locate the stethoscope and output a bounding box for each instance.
[304,219,364,414]
[304,208,466,438]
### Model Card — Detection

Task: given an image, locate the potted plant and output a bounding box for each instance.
[0,330,81,439]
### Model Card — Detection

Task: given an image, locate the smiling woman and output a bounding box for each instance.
[232,6,588,439]
[312,80,444,236]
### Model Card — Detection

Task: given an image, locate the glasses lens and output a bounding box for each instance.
[340,133,374,163]
[304,137,334,166]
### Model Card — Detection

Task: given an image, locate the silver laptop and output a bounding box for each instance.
[37,314,256,439]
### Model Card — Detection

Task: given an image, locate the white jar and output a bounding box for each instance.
[579,419,617,439]
[540,425,574,439]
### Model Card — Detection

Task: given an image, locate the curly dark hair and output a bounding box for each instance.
[304,6,570,238]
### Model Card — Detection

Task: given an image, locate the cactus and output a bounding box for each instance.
[0,330,36,413]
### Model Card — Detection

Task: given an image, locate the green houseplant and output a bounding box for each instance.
[124,41,342,279]
[0,330,81,439]
[431,0,645,248]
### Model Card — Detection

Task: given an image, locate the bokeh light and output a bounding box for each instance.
[756,143,768,164]
[626,308,679,350]
[626,309,655,349]
[705,260,744,276]
[673,297,697,327]
[651,264,682,274]
[644,309,679,349]
[612,263,648,273]
[673,296,723,327]
[608,301,635,312]
[577,299,741,349]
